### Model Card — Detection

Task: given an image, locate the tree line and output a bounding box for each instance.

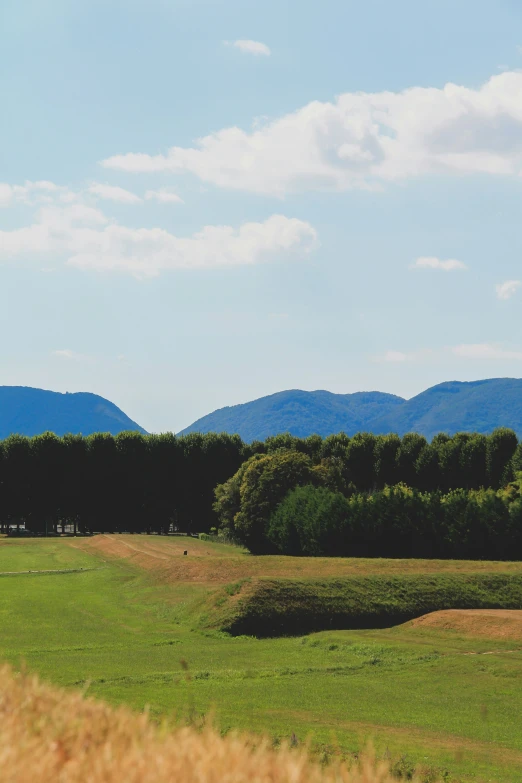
[2,431,245,535]
[0,427,520,538]
[253,429,520,493]
[267,483,522,560]
[214,431,522,559]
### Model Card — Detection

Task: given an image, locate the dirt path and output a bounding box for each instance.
[69,534,253,583]
[101,535,169,560]
[68,535,522,587]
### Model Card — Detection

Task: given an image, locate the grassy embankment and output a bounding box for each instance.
[2,535,522,781]
[210,573,522,636]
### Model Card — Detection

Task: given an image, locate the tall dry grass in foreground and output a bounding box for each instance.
[0,664,433,783]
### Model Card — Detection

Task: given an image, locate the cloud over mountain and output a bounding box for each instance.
[0,189,317,278]
[102,71,522,196]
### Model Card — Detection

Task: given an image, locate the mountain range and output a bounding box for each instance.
[1,378,522,442]
[0,387,146,439]
[179,378,522,441]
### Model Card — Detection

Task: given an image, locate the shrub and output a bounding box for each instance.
[268,485,351,556]
[216,450,320,554]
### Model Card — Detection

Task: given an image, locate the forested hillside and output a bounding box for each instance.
[373,379,522,439]
[180,378,522,441]
[180,389,404,441]
[0,387,146,438]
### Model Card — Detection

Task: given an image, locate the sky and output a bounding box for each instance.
[1,0,522,433]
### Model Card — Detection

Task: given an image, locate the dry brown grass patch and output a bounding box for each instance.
[407,609,522,641]
[69,535,522,586]
[0,664,433,783]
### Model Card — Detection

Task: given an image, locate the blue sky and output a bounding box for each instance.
[1,0,522,433]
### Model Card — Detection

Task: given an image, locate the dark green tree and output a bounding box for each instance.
[396,433,427,486]
[85,433,118,532]
[114,431,148,533]
[415,444,441,492]
[144,433,182,534]
[3,435,32,532]
[487,428,518,488]
[30,432,66,534]
[61,434,89,534]
[459,434,488,489]
[268,485,350,556]
[374,434,401,488]
[345,433,377,490]
[264,433,300,453]
[234,450,318,553]
[213,453,265,534]
[319,433,350,461]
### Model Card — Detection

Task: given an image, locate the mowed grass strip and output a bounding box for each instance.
[73,533,522,583]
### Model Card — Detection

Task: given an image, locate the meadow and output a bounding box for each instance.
[2,535,522,781]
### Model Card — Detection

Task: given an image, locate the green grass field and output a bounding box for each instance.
[2,535,522,781]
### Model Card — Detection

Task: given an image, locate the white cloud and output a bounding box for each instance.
[53,349,89,362]
[225,39,271,56]
[102,71,522,196]
[145,188,184,204]
[383,351,412,362]
[88,183,142,204]
[0,180,75,207]
[0,184,12,207]
[373,342,522,364]
[0,204,317,279]
[373,350,417,363]
[1,179,142,207]
[496,279,521,299]
[452,343,522,360]
[411,256,467,271]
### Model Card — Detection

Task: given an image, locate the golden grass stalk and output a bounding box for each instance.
[0,664,432,782]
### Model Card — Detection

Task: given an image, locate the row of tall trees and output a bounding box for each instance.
[1,431,245,535]
[255,429,521,492]
[0,427,520,537]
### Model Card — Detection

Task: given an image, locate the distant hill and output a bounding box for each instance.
[0,387,146,438]
[179,389,405,441]
[372,378,522,440]
[179,379,522,441]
